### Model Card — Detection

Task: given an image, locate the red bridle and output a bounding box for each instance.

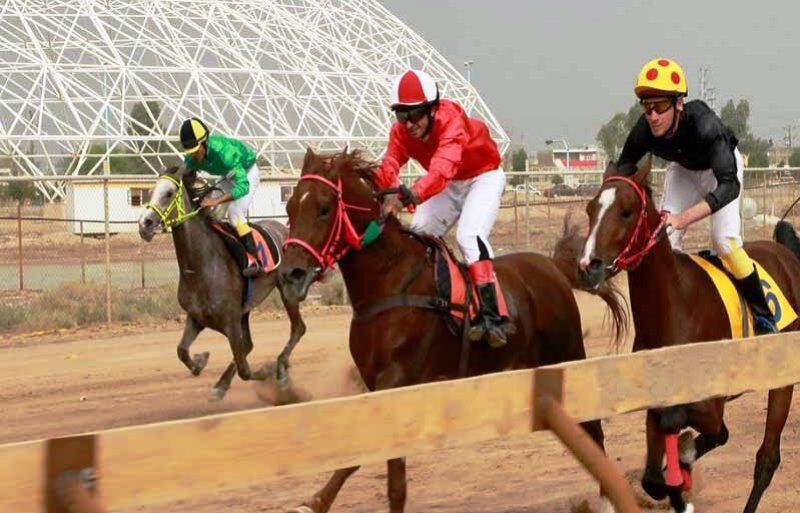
[603,176,669,273]
[282,174,376,273]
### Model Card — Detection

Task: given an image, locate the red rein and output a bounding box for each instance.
[603,176,669,273]
[282,174,374,272]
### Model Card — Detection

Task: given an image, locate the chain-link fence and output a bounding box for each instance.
[2,168,800,332]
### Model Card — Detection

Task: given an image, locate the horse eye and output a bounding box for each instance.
[621,209,632,219]
[319,205,331,217]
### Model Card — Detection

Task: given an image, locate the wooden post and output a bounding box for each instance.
[525,179,530,249]
[763,170,768,230]
[103,178,111,325]
[17,202,23,291]
[140,237,145,289]
[80,221,86,285]
[513,188,519,249]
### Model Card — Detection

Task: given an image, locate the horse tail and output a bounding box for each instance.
[552,213,629,351]
[774,220,800,260]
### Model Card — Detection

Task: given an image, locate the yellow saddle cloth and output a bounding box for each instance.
[687,254,797,338]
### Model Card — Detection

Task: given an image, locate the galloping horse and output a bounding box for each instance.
[568,158,800,513]
[278,148,626,513]
[138,166,306,401]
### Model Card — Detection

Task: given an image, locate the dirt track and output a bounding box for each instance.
[4,294,800,513]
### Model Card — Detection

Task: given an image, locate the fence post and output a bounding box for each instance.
[17,202,23,291]
[525,177,530,249]
[80,221,86,285]
[513,188,519,249]
[103,178,111,325]
[763,170,767,230]
[140,236,146,289]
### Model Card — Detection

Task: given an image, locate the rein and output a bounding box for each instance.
[603,175,669,273]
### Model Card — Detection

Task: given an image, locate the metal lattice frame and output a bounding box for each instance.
[0,0,509,199]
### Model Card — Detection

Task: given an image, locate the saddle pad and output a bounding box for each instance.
[210,220,281,273]
[687,254,797,337]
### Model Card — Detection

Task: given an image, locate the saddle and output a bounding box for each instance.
[689,250,796,338]
[209,220,281,274]
[355,231,508,336]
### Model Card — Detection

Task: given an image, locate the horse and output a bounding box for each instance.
[137,165,306,401]
[566,157,800,513]
[278,148,626,513]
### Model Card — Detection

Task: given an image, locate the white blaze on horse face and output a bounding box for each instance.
[298,190,311,208]
[600,497,617,513]
[152,179,177,209]
[580,188,616,268]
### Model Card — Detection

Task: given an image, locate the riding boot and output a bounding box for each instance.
[736,268,778,335]
[466,259,510,348]
[239,231,263,277]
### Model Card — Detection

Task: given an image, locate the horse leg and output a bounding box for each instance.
[208,360,237,402]
[276,286,307,387]
[742,385,793,513]
[387,457,407,513]
[176,316,208,376]
[579,419,616,513]
[226,319,252,381]
[682,398,728,468]
[641,410,668,501]
[287,466,360,513]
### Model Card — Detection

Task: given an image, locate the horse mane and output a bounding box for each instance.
[333,149,381,187]
[552,212,629,352]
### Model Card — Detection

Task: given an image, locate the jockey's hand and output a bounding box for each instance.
[666,212,688,232]
[397,183,419,207]
[382,194,404,216]
[200,197,220,208]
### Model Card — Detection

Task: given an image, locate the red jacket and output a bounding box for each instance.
[375,99,502,203]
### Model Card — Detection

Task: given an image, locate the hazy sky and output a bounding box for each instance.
[381,0,800,153]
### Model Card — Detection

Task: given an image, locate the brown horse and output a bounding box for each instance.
[567,158,800,513]
[278,148,625,513]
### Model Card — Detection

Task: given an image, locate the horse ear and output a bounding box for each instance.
[302,147,316,170]
[632,154,653,185]
[602,160,621,180]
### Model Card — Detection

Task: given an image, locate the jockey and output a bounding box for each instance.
[180,118,262,277]
[617,58,778,335]
[375,69,511,347]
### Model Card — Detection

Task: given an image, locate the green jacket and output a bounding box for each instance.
[184,134,257,200]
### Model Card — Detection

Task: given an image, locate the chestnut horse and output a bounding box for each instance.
[278,148,625,513]
[568,158,800,513]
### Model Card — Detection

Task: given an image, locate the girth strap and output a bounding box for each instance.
[353,294,467,320]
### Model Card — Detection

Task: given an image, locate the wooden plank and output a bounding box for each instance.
[4,332,800,511]
[550,332,800,423]
[0,370,535,511]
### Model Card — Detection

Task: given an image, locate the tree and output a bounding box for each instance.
[789,148,800,168]
[596,104,640,161]
[748,150,769,168]
[511,148,528,171]
[719,98,771,156]
[2,180,38,203]
[551,174,564,185]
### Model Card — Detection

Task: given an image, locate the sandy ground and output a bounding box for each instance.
[4,291,800,513]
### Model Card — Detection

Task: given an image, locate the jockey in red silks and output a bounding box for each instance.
[375,69,511,348]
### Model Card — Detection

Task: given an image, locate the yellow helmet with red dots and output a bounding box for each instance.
[635,58,687,98]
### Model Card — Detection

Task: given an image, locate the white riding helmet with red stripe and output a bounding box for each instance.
[390,69,439,110]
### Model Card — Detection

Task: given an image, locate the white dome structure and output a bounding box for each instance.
[0,0,509,199]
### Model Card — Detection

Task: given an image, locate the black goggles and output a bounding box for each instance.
[639,98,676,115]
[394,106,430,124]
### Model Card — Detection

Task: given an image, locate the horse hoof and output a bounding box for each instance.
[287,507,314,513]
[192,352,210,376]
[641,476,668,501]
[208,386,227,402]
[669,503,694,513]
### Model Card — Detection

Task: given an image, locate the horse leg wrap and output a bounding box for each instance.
[664,433,684,488]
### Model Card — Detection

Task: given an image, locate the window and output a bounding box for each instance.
[280,184,295,203]
[129,188,151,207]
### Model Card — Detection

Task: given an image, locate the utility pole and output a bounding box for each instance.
[699,66,717,112]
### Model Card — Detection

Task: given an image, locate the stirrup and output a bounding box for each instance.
[754,316,778,335]
[242,263,262,277]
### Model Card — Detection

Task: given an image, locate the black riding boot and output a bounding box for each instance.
[239,231,262,277]
[468,283,510,348]
[736,268,778,335]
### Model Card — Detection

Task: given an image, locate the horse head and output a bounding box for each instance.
[577,156,662,290]
[137,165,198,241]
[280,147,381,302]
